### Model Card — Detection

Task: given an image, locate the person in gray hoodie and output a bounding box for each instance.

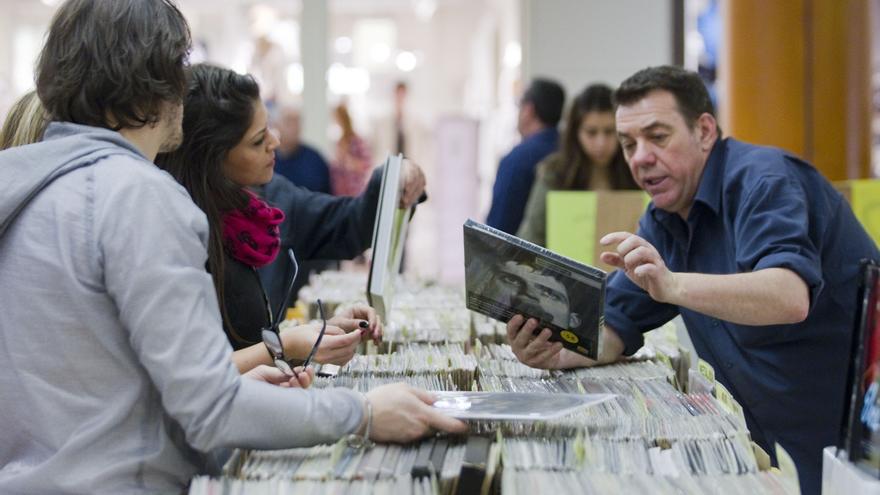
[0,1,465,493]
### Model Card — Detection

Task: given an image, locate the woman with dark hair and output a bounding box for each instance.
[517,83,638,246]
[157,64,378,373]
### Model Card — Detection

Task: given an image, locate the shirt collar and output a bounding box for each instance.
[692,137,727,216]
[648,137,727,225]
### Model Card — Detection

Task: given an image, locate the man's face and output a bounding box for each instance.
[516,100,534,138]
[487,260,571,327]
[615,90,711,218]
[158,101,184,153]
[276,108,301,150]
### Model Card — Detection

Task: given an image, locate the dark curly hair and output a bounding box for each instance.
[155,63,261,343]
[36,0,191,130]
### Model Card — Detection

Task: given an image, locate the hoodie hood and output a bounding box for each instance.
[0,122,147,238]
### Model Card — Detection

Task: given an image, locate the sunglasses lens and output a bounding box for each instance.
[261,329,283,356]
[275,358,294,377]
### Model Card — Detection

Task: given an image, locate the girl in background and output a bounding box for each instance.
[517,84,637,246]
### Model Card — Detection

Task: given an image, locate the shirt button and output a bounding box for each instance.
[712,320,719,327]
[725,362,734,369]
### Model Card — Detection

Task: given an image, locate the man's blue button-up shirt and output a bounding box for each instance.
[604,137,879,494]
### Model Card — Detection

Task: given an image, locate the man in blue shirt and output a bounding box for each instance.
[273,105,331,194]
[486,78,564,234]
[505,66,879,495]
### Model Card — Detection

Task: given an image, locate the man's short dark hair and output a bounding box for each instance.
[522,78,566,127]
[616,65,717,131]
[36,0,191,130]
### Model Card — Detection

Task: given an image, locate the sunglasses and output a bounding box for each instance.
[261,249,328,377]
[261,248,299,377]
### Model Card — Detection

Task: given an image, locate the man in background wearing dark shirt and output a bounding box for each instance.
[486,78,564,234]
[505,65,879,495]
[274,105,331,194]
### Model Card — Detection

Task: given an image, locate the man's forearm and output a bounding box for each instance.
[667,268,809,326]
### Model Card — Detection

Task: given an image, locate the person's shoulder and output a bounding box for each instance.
[299,143,323,157]
[726,139,788,166]
[96,153,183,188]
[535,152,565,180]
[92,154,198,211]
[537,151,564,167]
[262,173,313,202]
[721,138,794,186]
[505,136,548,168]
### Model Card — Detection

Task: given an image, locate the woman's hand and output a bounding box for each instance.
[243,364,315,388]
[281,323,362,366]
[330,303,383,344]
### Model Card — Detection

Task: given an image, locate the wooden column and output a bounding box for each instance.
[721,0,871,180]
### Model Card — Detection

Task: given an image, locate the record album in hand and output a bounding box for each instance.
[463,219,606,359]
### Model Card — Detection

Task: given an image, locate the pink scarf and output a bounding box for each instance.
[221,191,284,268]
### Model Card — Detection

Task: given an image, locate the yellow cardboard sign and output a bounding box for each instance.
[656,352,673,370]
[851,180,880,247]
[546,191,597,265]
[714,382,734,411]
[713,382,745,423]
[775,443,800,491]
[546,190,649,270]
[752,441,772,471]
[697,358,716,384]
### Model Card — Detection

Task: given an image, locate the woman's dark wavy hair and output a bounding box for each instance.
[36,0,191,130]
[155,63,261,343]
[550,84,637,190]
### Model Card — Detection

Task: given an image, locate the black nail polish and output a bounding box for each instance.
[359,320,369,328]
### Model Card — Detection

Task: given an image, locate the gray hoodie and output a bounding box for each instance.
[0,123,363,494]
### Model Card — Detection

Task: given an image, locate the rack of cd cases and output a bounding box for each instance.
[190,274,799,495]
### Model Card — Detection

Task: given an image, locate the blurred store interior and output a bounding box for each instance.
[1,0,878,283]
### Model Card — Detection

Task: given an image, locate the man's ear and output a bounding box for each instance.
[568,313,582,328]
[520,101,536,121]
[696,113,718,151]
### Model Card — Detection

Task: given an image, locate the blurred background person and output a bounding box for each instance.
[273,104,331,194]
[486,78,565,235]
[330,101,373,197]
[271,103,339,293]
[518,83,638,246]
[393,81,408,156]
[372,80,415,159]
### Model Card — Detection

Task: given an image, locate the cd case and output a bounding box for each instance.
[431,391,614,420]
[463,219,606,359]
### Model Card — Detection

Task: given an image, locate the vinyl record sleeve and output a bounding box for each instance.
[431,391,614,420]
[463,219,606,359]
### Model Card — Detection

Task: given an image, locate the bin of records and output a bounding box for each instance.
[382,308,471,348]
[313,343,478,392]
[189,434,502,495]
[197,271,795,494]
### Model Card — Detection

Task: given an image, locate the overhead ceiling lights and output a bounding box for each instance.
[395,51,417,72]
